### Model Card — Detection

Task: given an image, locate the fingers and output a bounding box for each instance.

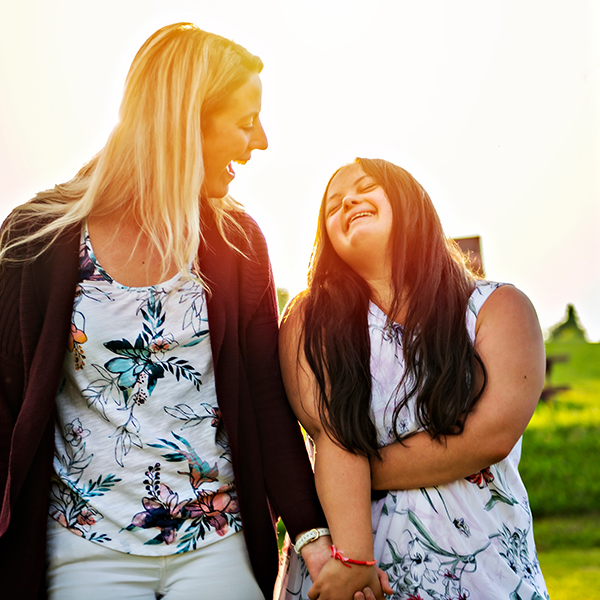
[354,593,366,600]
[375,566,394,595]
[360,587,376,600]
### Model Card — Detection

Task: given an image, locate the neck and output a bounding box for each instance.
[87,213,178,287]
[364,277,409,324]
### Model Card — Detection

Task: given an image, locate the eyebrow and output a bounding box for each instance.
[326,175,369,204]
[237,111,259,123]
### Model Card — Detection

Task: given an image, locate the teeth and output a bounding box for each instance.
[350,212,374,224]
[234,160,247,165]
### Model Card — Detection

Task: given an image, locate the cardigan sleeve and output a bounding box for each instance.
[239,217,326,541]
[0,218,27,528]
[0,294,25,528]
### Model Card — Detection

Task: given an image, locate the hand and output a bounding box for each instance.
[353,566,394,599]
[299,535,333,582]
[307,556,384,600]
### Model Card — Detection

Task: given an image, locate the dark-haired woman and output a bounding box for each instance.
[276,159,549,600]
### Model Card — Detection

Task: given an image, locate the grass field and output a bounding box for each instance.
[519,341,600,517]
[538,548,600,599]
[527,341,600,592]
[531,341,600,428]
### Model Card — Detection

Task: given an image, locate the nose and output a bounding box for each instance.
[342,195,360,211]
[251,117,268,151]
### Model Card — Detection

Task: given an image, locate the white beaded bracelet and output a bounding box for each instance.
[294,527,331,555]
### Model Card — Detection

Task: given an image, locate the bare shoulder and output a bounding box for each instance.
[474,284,545,381]
[475,284,540,337]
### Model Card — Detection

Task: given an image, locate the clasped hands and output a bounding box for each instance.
[299,535,393,600]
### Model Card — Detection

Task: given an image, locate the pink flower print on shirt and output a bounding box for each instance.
[65,418,91,447]
[128,464,188,545]
[149,334,176,353]
[185,486,239,537]
[145,434,242,551]
[68,309,88,370]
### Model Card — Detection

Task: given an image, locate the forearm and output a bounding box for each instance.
[278,303,383,597]
[309,433,382,599]
[314,434,374,560]
[371,287,545,491]
[371,411,508,490]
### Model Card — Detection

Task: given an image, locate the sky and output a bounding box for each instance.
[1,0,599,340]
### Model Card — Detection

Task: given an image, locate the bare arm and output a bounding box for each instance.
[370,285,546,490]
[279,305,384,600]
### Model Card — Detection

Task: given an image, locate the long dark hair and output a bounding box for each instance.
[299,158,486,458]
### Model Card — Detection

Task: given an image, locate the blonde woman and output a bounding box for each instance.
[0,23,333,600]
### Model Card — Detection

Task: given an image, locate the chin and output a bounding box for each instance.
[203,185,229,199]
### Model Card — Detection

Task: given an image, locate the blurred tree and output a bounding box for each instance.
[547,304,589,343]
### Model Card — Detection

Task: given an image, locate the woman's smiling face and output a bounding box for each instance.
[201,72,268,199]
[324,163,394,276]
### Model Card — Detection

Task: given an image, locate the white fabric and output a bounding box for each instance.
[46,517,263,600]
[50,227,241,556]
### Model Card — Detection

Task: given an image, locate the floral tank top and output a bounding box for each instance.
[49,226,242,555]
[368,281,549,599]
[276,281,549,600]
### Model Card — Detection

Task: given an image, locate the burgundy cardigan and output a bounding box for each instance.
[0,212,325,599]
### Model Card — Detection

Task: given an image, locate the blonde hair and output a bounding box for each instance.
[0,23,264,284]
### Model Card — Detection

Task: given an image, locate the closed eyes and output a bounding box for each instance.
[240,115,261,131]
[326,182,378,217]
[326,203,342,218]
[358,183,377,193]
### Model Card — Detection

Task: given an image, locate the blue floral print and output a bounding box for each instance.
[125,433,241,551]
[80,291,204,466]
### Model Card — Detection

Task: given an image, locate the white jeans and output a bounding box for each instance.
[46,518,264,599]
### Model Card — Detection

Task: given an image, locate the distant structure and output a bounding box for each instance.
[547,304,589,343]
[454,236,484,277]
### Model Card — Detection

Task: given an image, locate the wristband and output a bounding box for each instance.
[329,545,377,568]
[294,528,330,554]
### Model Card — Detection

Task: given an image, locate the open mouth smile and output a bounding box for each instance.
[348,211,375,228]
[226,159,249,178]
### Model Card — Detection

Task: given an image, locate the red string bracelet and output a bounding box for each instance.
[329,545,377,568]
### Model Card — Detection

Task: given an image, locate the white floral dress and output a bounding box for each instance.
[276,282,549,600]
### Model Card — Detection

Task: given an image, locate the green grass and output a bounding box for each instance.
[533,513,600,552]
[544,341,600,380]
[538,548,600,598]
[520,424,600,516]
[531,341,600,428]
[533,514,600,594]
[518,341,600,516]
[524,343,600,590]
